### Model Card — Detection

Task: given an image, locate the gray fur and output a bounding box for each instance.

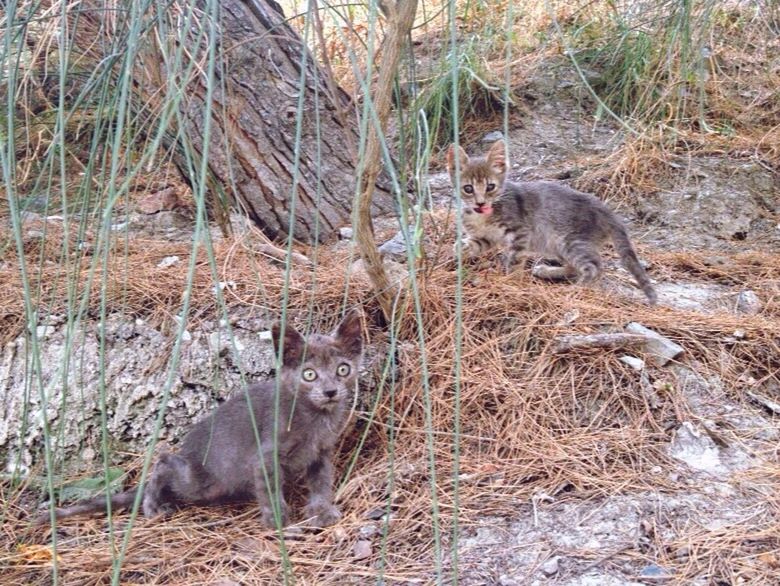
[446,140,657,304]
[37,310,364,528]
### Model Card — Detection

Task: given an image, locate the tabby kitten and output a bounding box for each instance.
[446,140,657,304]
[37,310,364,528]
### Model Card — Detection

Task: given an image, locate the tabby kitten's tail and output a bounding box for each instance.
[607,218,658,305]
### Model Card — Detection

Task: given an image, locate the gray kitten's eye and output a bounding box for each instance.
[486,183,496,192]
[463,185,474,194]
[336,363,351,377]
[302,368,317,382]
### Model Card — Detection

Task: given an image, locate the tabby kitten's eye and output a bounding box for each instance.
[302,368,317,382]
[336,363,351,377]
[463,185,474,194]
[486,183,496,192]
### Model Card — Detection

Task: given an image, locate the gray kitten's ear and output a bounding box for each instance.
[446,144,469,178]
[271,321,305,367]
[487,140,507,174]
[334,308,363,359]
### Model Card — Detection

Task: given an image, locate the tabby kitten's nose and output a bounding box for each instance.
[324,389,337,399]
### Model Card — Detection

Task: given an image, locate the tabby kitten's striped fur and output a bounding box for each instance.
[446,140,657,304]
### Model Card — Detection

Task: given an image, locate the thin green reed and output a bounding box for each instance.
[1,2,61,581]
[266,1,325,581]
[447,0,464,582]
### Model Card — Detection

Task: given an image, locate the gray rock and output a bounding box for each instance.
[668,421,725,476]
[625,322,684,366]
[378,232,408,261]
[639,563,672,582]
[482,131,504,143]
[540,556,560,576]
[735,290,761,315]
[157,256,180,268]
[619,355,645,371]
[352,539,372,560]
[338,227,353,240]
[35,325,56,340]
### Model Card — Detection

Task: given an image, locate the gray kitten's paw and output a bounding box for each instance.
[303,503,342,528]
[142,497,174,518]
[260,504,290,528]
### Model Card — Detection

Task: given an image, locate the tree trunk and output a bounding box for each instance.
[182,0,394,243]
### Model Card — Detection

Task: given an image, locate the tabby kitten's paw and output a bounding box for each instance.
[453,238,479,258]
[531,261,577,282]
[303,503,342,528]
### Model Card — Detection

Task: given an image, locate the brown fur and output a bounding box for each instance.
[446,140,657,304]
[36,310,364,528]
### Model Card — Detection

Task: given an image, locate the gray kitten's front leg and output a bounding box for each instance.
[253,459,290,527]
[302,456,341,528]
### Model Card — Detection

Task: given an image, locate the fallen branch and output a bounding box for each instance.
[554,333,649,353]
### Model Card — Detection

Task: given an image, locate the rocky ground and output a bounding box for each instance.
[2,60,778,586]
[433,70,780,586]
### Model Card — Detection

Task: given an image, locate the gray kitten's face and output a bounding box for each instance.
[446,140,507,215]
[295,336,360,410]
[273,310,363,412]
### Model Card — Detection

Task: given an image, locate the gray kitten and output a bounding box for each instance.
[36,310,364,528]
[446,140,657,304]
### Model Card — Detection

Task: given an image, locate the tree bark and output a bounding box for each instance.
[182,0,393,243]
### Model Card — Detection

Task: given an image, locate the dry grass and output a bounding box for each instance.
[2,211,779,585]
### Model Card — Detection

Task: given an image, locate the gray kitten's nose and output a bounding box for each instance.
[324,389,337,399]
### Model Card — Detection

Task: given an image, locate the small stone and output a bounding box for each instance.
[541,556,560,576]
[668,421,725,476]
[36,325,56,340]
[482,130,504,143]
[625,322,684,367]
[338,227,353,240]
[732,329,746,339]
[359,524,378,538]
[157,255,180,268]
[639,563,671,582]
[377,232,407,261]
[498,575,519,586]
[330,526,348,543]
[352,539,372,560]
[735,290,761,315]
[619,355,645,371]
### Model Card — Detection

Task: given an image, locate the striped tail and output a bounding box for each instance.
[609,220,657,304]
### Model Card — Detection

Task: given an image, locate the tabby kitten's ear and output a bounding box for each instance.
[271,320,306,367]
[446,144,469,180]
[487,140,507,176]
[333,308,363,359]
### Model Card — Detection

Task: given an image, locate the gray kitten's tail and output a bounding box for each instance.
[607,219,657,305]
[34,488,138,524]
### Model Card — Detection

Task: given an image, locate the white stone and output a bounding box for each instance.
[626,322,684,366]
